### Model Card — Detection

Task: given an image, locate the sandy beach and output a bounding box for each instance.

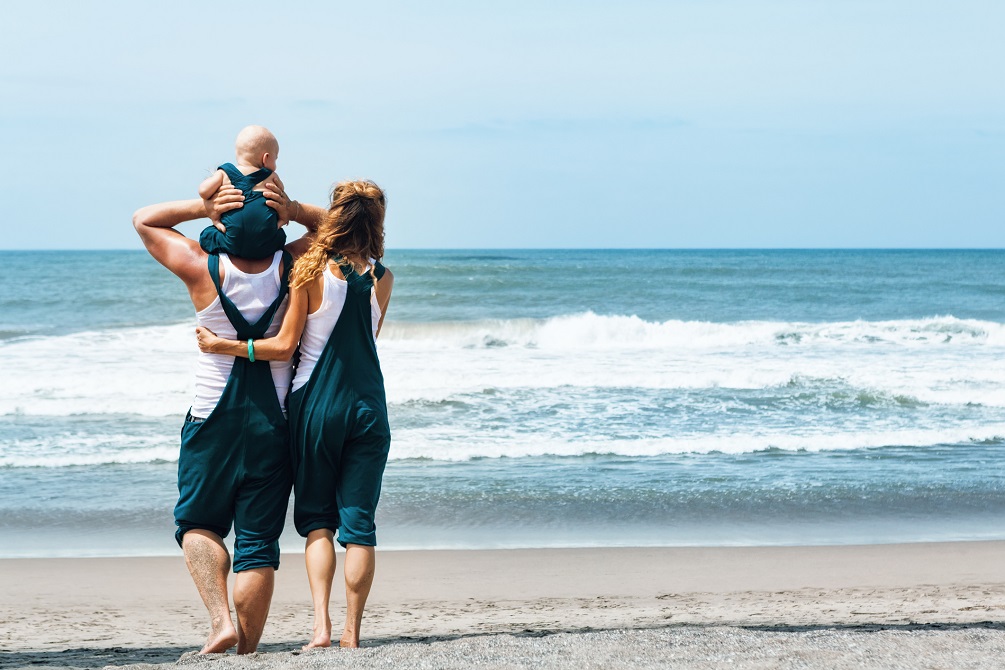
[2,542,1004,668]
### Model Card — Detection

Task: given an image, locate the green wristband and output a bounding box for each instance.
[247,339,255,363]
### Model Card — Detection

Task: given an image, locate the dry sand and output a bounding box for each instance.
[2,542,1003,669]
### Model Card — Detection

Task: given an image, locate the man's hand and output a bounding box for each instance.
[195,326,222,354]
[202,182,244,229]
[263,178,293,227]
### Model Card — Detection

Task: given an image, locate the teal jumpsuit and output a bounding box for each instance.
[199,163,287,260]
[174,252,294,572]
[288,260,391,546]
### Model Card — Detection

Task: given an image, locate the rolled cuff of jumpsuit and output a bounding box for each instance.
[175,523,230,548]
[232,538,281,572]
[336,525,377,548]
[296,518,340,539]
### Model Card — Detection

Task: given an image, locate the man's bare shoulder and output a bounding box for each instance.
[167,236,213,288]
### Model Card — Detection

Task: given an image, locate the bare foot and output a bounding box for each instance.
[303,630,331,650]
[303,620,332,649]
[201,617,239,654]
[339,635,359,649]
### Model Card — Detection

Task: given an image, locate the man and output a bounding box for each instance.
[133,181,316,654]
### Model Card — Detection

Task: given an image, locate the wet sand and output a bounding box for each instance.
[2,542,1003,669]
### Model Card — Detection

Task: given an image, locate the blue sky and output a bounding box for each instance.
[1,1,1002,249]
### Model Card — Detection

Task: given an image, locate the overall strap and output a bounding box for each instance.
[207,251,292,340]
[373,261,387,281]
[255,250,293,332]
[217,163,245,183]
[335,258,355,280]
[242,166,273,185]
[335,258,376,296]
[217,163,273,191]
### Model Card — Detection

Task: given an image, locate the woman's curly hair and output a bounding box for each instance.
[292,180,386,289]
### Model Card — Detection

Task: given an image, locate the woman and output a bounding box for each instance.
[197,179,394,649]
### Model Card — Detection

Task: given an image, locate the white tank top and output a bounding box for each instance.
[191,252,293,418]
[291,263,382,393]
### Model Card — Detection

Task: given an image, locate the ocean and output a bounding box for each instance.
[2,249,1004,557]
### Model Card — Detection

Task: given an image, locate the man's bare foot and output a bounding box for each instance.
[201,617,239,654]
[339,635,359,649]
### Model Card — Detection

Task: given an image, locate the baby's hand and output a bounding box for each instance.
[195,326,220,353]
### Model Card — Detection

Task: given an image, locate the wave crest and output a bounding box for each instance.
[380,313,1005,350]
[6,426,1002,468]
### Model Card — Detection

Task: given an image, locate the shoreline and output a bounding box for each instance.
[3,541,1004,668]
[9,533,1005,560]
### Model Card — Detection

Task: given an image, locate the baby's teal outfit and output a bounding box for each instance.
[200,163,286,260]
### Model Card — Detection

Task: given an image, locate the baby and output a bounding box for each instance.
[198,125,287,259]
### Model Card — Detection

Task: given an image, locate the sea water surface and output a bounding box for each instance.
[2,249,1004,556]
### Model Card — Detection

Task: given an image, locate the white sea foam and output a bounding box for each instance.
[3,424,1002,468]
[380,313,1005,350]
[0,445,179,468]
[3,314,1005,468]
[3,314,1005,417]
[384,425,1005,461]
[0,428,178,467]
[0,323,198,417]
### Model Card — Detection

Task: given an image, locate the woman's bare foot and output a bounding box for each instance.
[303,619,332,649]
[201,616,239,654]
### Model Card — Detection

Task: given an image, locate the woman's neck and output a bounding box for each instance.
[331,254,365,268]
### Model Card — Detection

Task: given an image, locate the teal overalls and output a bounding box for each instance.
[174,252,294,572]
[288,260,391,546]
[199,163,287,260]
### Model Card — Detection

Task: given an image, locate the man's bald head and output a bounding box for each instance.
[235,125,279,169]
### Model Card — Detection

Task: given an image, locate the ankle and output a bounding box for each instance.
[210,613,233,631]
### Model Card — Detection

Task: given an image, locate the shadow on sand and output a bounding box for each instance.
[4,622,1003,669]
[0,642,289,670]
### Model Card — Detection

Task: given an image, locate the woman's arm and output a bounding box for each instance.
[195,283,309,361]
[375,269,394,338]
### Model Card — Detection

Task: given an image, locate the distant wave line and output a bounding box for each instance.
[379,313,1005,350]
[5,426,1004,468]
[6,313,1005,351]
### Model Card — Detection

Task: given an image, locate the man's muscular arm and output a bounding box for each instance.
[132,200,209,286]
[291,202,326,234]
[132,188,244,286]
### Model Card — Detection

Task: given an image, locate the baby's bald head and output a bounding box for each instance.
[235,125,279,170]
